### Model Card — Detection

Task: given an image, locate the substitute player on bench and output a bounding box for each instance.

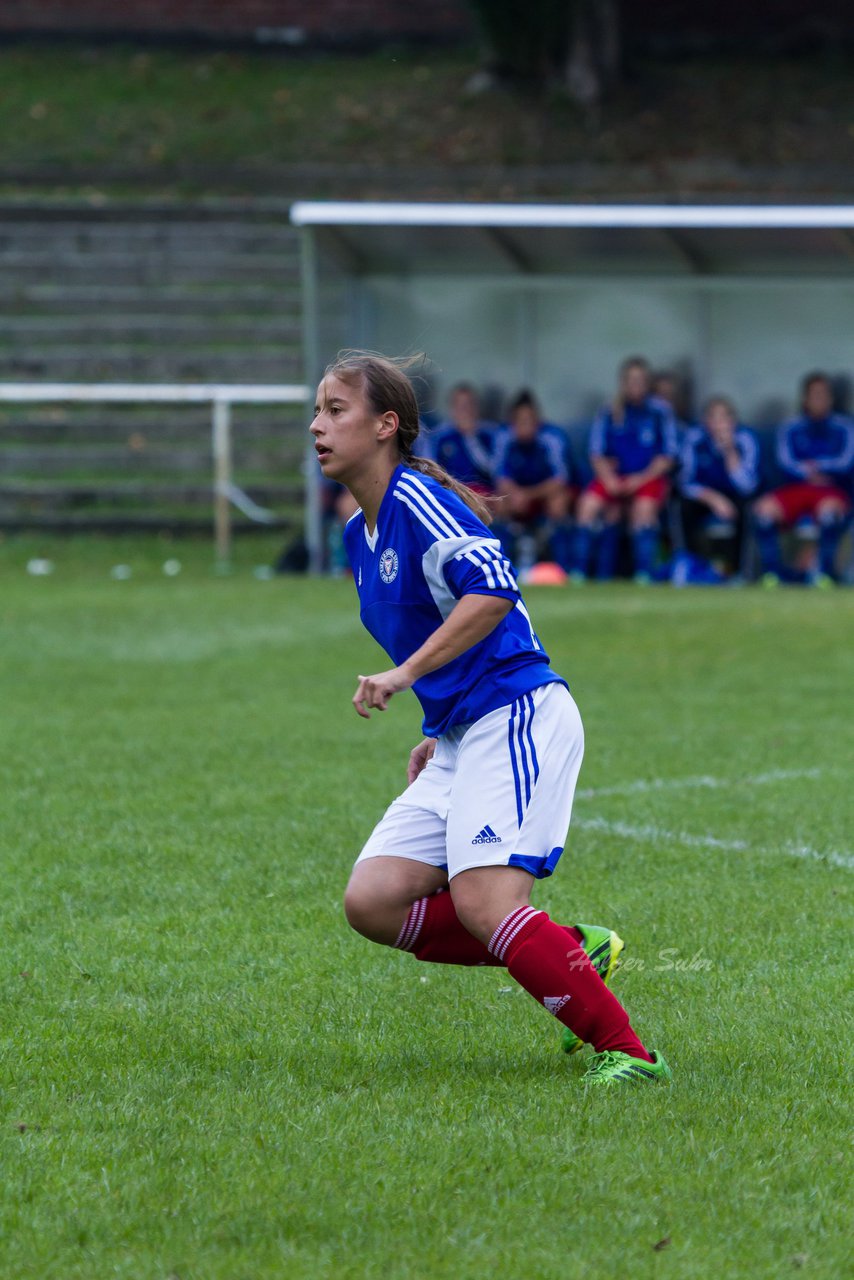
[569,356,679,583]
[753,371,854,586]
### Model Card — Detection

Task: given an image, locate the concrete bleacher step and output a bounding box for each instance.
[0,480,302,505]
[0,250,300,285]
[0,285,297,313]
[0,225,298,253]
[0,410,306,445]
[0,201,306,534]
[0,512,291,533]
[0,445,304,475]
[0,360,303,384]
[1,318,301,343]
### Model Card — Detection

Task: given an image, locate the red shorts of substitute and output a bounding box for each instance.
[505,485,579,521]
[586,477,670,507]
[772,483,851,525]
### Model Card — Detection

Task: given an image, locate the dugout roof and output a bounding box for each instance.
[290,201,854,278]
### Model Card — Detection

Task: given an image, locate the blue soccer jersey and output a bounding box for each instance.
[776,414,854,486]
[589,396,679,476]
[492,425,568,487]
[343,464,565,738]
[427,421,498,489]
[679,425,761,501]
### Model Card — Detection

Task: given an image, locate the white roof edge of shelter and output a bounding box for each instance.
[290,201,854,229]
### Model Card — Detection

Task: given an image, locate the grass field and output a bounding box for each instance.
[1,539,851,1279]
[1,45,853,192]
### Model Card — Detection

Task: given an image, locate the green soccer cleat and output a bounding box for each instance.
[582,1049,672,1088]
[561,923,625,1056]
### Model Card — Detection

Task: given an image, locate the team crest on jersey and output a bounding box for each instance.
[379,547,399,583]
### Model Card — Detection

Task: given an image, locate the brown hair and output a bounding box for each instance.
[324,350,493,524]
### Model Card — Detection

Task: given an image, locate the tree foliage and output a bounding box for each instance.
[466,0,572,81]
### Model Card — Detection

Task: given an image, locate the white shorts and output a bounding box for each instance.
[356,682,584,880]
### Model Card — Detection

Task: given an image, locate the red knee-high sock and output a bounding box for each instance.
[490,906,652,1061]
[395,891,501,965]
[395,893,586,968]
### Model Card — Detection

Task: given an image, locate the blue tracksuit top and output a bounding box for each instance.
[589,396,679,476]
[343,464,565,738]
[426,421,499,489]
[679,425,761,501]
[776,414,854,487]
[492,425,568,487]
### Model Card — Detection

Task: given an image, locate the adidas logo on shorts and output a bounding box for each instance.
[471,824,502,845]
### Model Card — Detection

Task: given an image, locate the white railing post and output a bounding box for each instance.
[212,396,233,568]
[0,383,310,566]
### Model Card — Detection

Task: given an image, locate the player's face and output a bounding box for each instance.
[803,379,833,420]
[706,403,736,447]
[621,365,650,404]
[511,406,539,442]
[310,374,391,483]
[451,389,478,433]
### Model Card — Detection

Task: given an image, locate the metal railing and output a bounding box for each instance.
[0,382,311,564]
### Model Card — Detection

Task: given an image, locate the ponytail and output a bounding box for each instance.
[402,453,494,527]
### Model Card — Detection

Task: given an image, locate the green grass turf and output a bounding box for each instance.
[0,45,853,190]
[1,540,851,1278]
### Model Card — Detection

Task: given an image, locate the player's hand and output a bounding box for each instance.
[407,737,437,785]
[709,494,737,520]
[352,667,413,718]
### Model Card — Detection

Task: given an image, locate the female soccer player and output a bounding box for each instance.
[310,351,670,1088]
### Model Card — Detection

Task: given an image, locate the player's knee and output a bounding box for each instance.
[343,882,385,941]
[817,499,847,523]
[545,492,570,521]
[449,882,518,947]
[753,497,779,523]
[576,496,600,525]
[630,502,658,530]
[448,891,492,945]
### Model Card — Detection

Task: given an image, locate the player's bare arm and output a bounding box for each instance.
[352,593,514,718]
[624,453,674,490]
[695,485,737,518]
[590,454,623,495]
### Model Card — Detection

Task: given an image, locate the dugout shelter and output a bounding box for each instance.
[290,201,854,570]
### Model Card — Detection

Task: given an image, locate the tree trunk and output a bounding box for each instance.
[565,0,622,110]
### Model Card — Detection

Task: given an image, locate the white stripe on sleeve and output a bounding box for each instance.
[393,489,449,542]
[399,472,468,538]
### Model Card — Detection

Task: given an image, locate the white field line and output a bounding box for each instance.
[574,815,854,871]
[576,767,825,801]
